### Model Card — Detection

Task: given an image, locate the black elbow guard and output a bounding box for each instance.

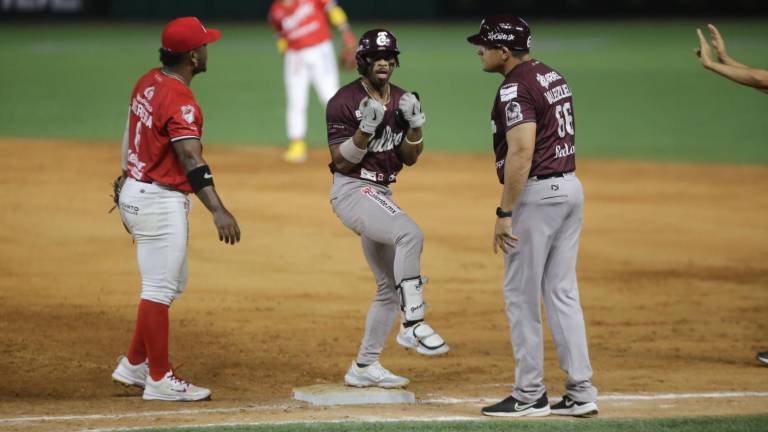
[187,165,214,192]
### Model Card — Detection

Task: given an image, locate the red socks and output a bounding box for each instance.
[126,299,170,381]
[126,304,146,365]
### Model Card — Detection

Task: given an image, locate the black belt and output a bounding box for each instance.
[529,172,567,180]
[132,177,184,193]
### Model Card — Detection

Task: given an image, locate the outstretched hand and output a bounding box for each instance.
[694,28,715,69]
[706,24,729,61]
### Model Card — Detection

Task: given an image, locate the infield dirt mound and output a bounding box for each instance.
[0,139,766,431]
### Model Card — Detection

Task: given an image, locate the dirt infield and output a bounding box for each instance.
[0,138,766,431]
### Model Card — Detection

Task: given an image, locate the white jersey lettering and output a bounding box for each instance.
[367,126,403,153]
[543,83,572,105]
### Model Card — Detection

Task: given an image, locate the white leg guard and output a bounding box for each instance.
[396,321,449,356]
[398,276,425,321]
[395,276,450,356]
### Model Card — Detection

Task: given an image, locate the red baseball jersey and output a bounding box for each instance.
[491,59,576,183]
[269,0,332,50]
[125,68,203,193]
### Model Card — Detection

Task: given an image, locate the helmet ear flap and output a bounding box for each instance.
[356,52,368,75]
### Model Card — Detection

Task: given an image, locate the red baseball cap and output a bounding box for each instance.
[161,17,221,53]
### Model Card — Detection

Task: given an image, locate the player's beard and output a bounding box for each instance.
[367,66,392,89]
[192,62,207,75]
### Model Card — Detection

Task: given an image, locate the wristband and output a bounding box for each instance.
[187,165,214,192]
[339,137,367,164]
[404,135,423,145]
[496,207,512,218]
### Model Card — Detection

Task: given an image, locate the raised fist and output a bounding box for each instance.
[398,92,425,129]
[358,97,385,135]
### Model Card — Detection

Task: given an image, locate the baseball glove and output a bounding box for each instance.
[109,174,131,234]
[339,45,356,71]
[108,174,124,214]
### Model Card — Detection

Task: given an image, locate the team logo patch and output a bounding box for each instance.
[499,83,518,102]
[376,31,391,47]
[181,105,195,124]
[143,86,155,100]
[360,168,377,182]
[505,101,523,126]
[361,186,401,216]
[487,32,514,42]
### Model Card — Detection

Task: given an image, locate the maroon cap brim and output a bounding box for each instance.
[204,28,221,45]
[467,33,485,45]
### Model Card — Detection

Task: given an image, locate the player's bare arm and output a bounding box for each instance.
[329,128,372,173]
[696,27,768,91]
[397,127,423,166]
[494,123,535,254]
[707,24,748,68]
[172,138,241,245]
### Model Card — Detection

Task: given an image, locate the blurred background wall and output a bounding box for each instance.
[3,0,768,19]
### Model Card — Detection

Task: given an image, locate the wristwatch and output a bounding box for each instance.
[496,207,512,218]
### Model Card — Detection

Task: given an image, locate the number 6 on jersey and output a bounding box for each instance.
[555,102,574,138]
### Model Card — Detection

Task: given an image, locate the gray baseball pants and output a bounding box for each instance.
[330,173,423,365]
[504,173,597,403]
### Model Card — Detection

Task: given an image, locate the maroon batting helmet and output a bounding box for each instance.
[467,16,532,51]
[356,29,400,75]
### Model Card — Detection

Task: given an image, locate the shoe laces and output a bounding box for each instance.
[366,362,391,379]
[168,364,191,389]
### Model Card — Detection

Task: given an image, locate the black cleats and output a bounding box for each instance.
[481,393,551,417]
[550,395,599,417]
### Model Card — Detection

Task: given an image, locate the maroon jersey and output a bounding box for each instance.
[491,59,576,183]
[326,79,407,186]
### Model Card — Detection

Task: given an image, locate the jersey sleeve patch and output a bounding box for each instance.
[498,81,536,132]
[167,101,202,140]
[499,83,518,102]
[180,105,196,124]
[505,101,524,126]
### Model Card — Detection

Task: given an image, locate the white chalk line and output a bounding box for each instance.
[78,416,484,432]
[0,405,288,424]
[2,391,767,426]
[422,391,768,405]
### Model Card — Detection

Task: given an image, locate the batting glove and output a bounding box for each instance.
[398,92,426,129]
[358,97,386,135]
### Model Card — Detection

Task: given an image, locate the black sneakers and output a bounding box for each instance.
[550,395,599,417]
[758,352,768,366]
[481,394,551,417]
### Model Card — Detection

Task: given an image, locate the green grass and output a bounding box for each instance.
[1,20,767,163]
[114,415,768,432]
